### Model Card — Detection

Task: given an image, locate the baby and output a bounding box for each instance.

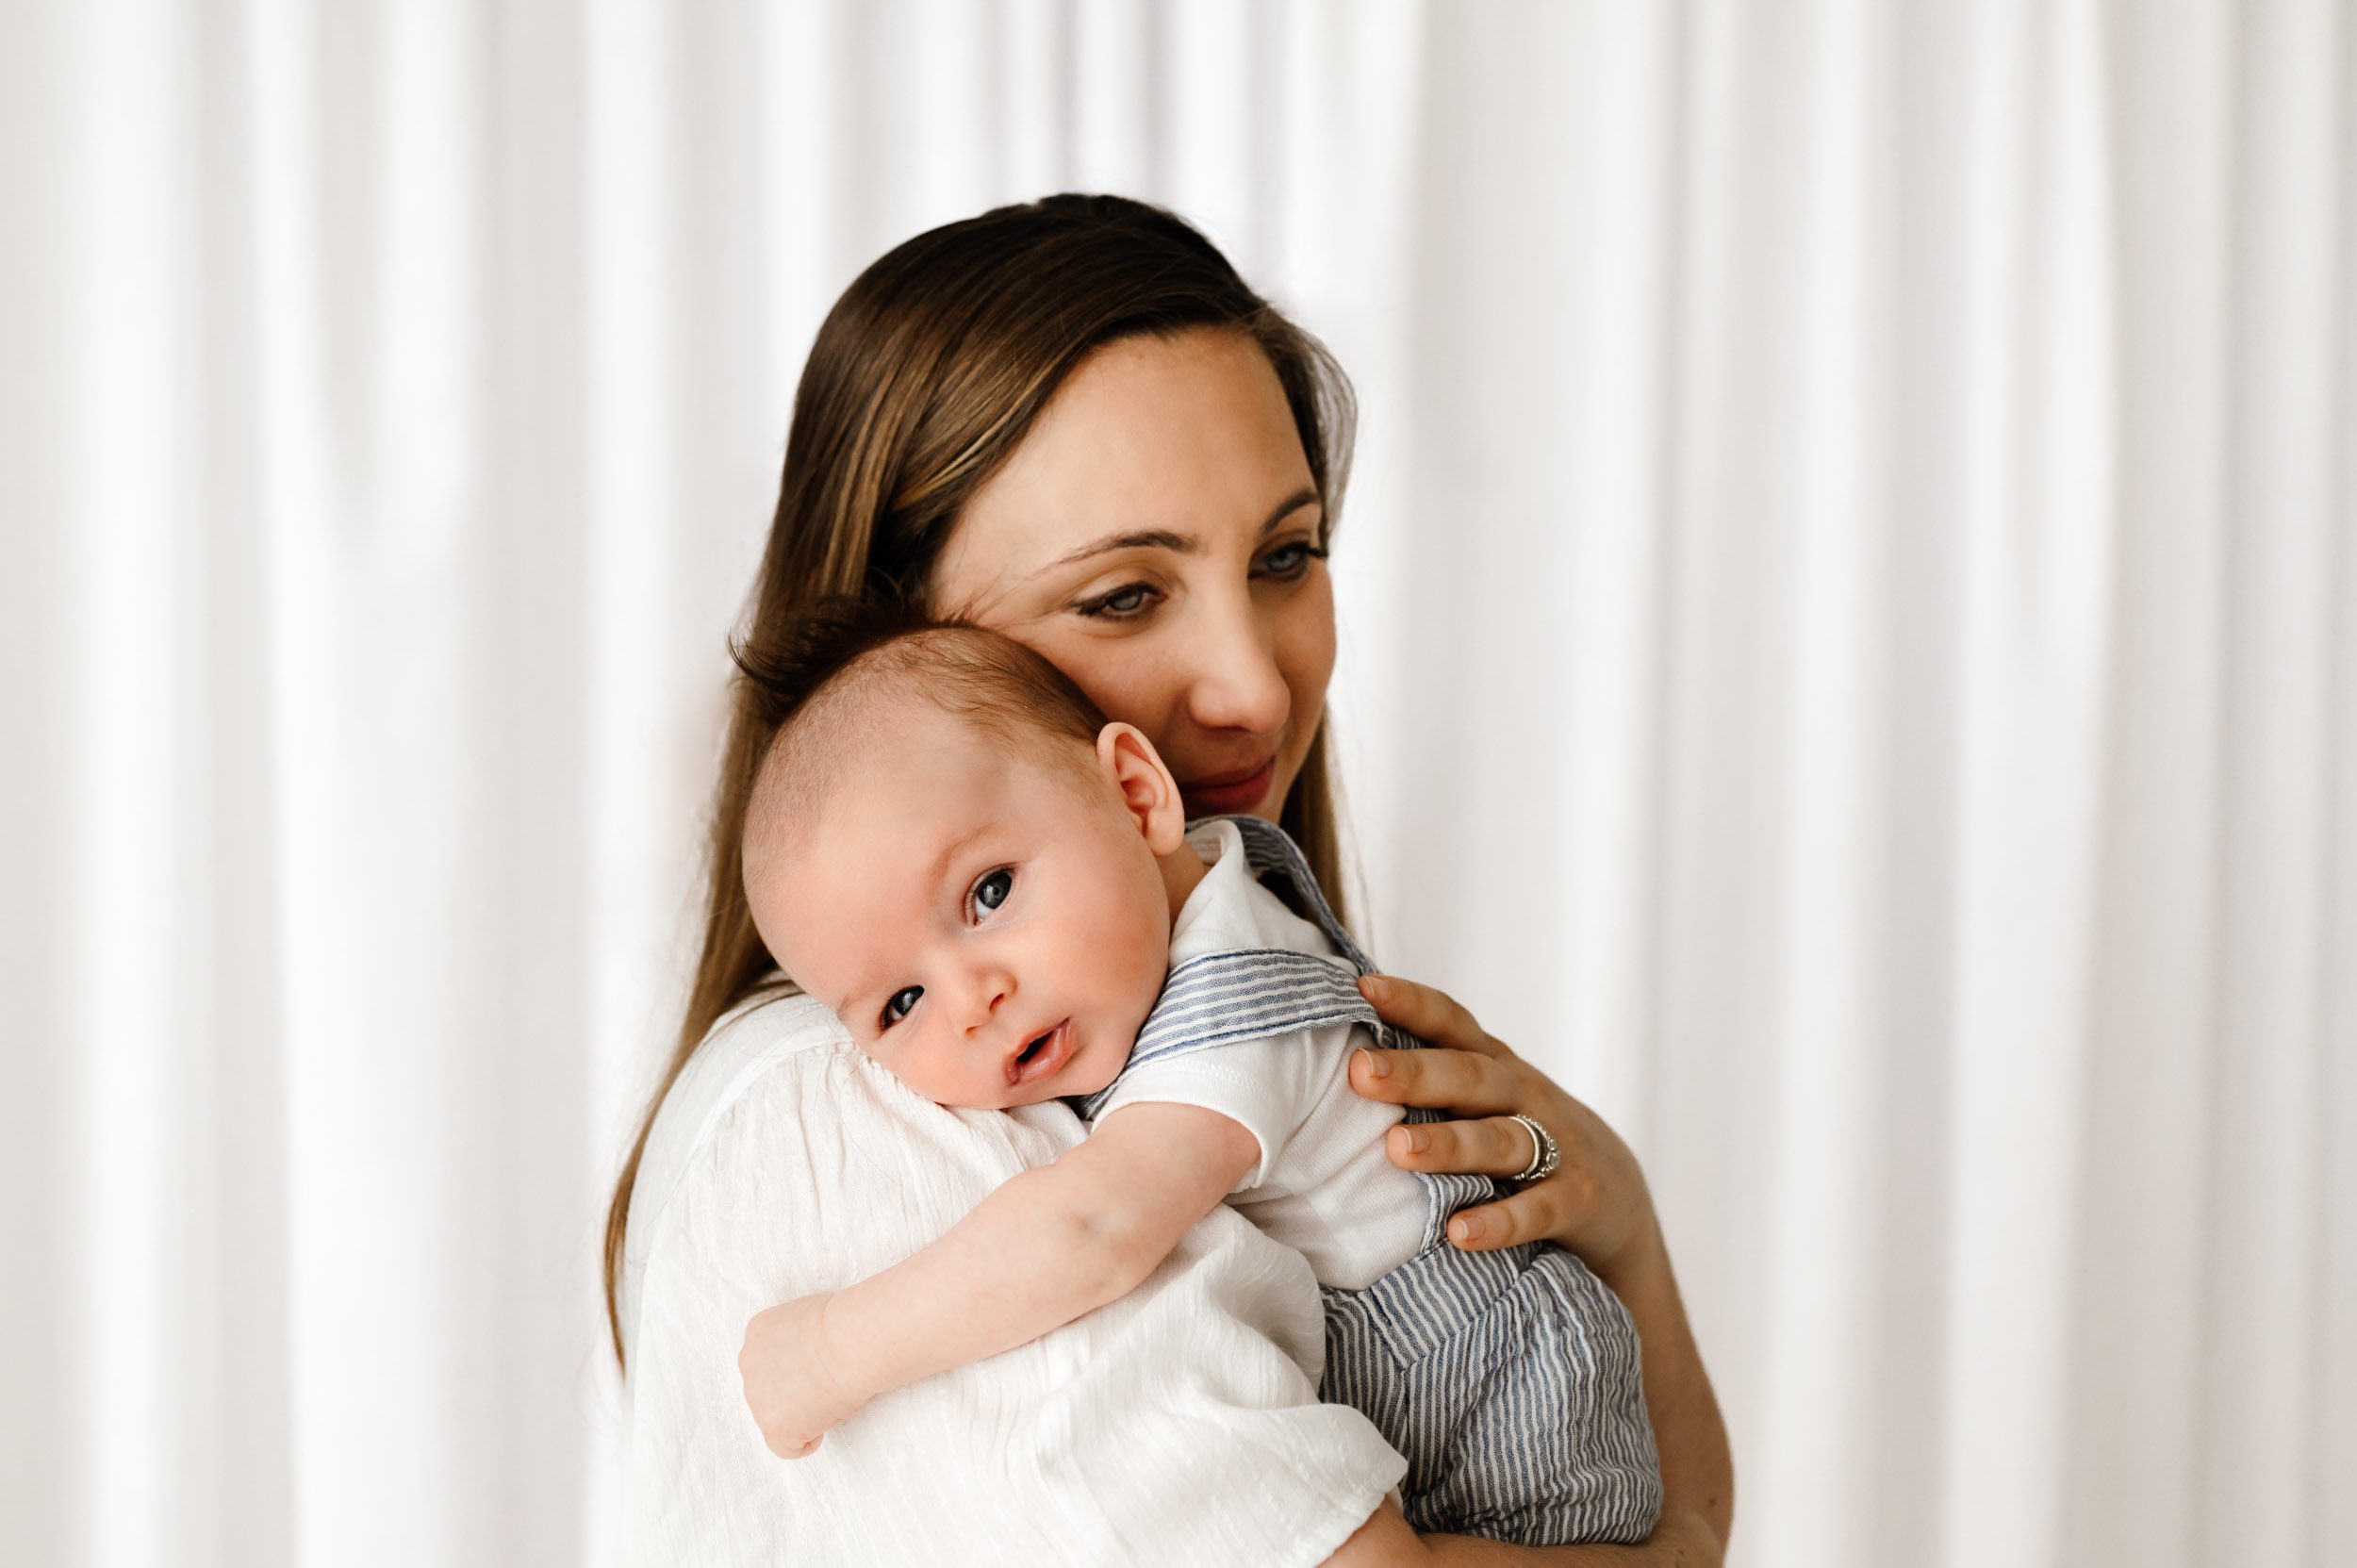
[732,608,1661,1545]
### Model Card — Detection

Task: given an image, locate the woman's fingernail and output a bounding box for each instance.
[1452,1215,1485,1244]
[1356,1048,1390,1080]
[1404,1127,1429,1154]
[1362,974,1393,1000]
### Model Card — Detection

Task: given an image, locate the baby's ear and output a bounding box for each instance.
[1096,723,1187,854]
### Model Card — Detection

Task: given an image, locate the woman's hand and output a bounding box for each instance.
[1348,973,1656,1278]
[1349,970,1738,1551]
[738,1294,870,1460]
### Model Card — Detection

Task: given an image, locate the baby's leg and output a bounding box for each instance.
[1479,1246,1660,1543]
[1321,1242,1662,1545]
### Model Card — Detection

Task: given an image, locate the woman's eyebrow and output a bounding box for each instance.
[1049,528,1196,567]
[1042,489,1324,570]
[1259,488,1323,538]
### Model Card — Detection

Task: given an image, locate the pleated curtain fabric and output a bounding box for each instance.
[1,4,2349,1567]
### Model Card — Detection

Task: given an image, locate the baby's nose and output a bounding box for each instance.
[959,966,1014,1032]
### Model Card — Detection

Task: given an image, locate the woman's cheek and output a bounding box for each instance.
[1275,617,1336,803]
[1031,628,1159,734]
[1281,577,1338,702]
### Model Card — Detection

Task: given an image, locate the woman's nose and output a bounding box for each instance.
[1184,596,1292,734]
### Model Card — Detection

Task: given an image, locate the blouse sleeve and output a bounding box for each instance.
[618,989,1407,1568]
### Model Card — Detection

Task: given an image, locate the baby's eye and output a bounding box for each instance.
[971,868,1014,918]
[881,985,922,1029]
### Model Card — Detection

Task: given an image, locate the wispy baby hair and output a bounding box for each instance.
[731,598,1111,867]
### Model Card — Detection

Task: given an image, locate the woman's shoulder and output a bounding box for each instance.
[618,983,849,1346]
[633,982,847,1197]
[618,981,1092,1355]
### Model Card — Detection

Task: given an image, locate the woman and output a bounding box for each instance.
[606,194,1732,1565]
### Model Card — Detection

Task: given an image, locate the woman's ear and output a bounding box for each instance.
[1096,722,1187,855]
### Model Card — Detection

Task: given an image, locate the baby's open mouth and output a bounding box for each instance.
[1006,1019,1071,1086]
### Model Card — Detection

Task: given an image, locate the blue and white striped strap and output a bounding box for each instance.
[1067,947,1376,1120]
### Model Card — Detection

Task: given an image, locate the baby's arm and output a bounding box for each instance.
[740,1100,1259,1459]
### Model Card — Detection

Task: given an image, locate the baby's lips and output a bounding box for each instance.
[1004,1018,1070,1085]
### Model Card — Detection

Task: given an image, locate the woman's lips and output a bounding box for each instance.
[1007,1019,1073,1087]
[1179,757,1277,817]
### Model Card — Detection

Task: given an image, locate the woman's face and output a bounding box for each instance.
[930,327,1336,823]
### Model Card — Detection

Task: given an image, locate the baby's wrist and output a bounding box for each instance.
[813,1292,884,1409]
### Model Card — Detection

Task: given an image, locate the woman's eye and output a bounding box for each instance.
[1256,540,1328,579]
[1077,582,1157,619]
[882,985,923,1029]
[971,867,1014,917]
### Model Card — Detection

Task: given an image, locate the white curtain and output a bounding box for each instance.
[4,3,2349,1566]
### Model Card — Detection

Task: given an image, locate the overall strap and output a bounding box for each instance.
[1064,816,1390,1122]
[1220,812,1410,1056]
[1219,814,1375,975]
[1065,946,1376,1121]
[1072,815,1497,1249]
[1211,816,1500,1250]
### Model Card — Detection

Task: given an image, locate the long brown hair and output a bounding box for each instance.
[602,193,1358,1371]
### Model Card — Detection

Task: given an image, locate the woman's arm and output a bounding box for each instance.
[1325,1498,1728,1566]
[738,1100,1259,1458]
[1348,973,1737,1554]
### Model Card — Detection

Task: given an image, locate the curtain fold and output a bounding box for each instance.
[3,3,2347,1565]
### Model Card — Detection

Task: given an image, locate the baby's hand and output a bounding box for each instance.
[737,1294,869,1460]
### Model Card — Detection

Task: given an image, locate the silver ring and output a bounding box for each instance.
[1508,1114,1559,1182]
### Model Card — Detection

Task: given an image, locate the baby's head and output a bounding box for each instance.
[738,607,1201,1109]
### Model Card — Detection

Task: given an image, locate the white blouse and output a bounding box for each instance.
[617,986,1408,1566]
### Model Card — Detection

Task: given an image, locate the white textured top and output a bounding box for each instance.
[1094,820,1429,1290]
[617,979,1408,1566]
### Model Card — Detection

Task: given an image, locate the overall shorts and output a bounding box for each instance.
[1069,816,1663,1545]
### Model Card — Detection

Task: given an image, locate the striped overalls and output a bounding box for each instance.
[1070,816,1663,1545]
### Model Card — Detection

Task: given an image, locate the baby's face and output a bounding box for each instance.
[751,703,1176,1110]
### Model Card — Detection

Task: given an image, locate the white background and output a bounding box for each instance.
[3,3,2350,1566]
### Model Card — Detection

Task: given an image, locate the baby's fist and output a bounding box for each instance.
[738,1294,866,1460]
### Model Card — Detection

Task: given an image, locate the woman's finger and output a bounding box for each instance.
[1385,1114,1545,1178]
[1442,1192,1558,1252]
[1358,974,1508,1058]
[1350,1045,1524,1115]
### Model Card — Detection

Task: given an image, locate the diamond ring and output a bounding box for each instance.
[1508,1113,1560,1182]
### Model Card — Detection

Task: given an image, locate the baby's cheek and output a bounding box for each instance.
[862,1036,948,1105]
[1117,914,1173,1017]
